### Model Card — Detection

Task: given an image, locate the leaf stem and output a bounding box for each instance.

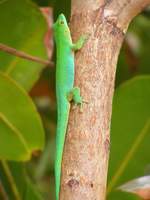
[1,161,21,200]
[0,180,8,200]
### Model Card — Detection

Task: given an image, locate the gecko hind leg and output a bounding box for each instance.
[68,87,88,111]
[67,87,83,111]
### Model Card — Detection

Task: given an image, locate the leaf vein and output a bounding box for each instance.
[0,112,30,154]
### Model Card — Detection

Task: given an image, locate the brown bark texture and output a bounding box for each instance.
[60,0,150,200]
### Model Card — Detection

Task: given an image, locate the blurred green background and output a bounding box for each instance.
[0,0,150,199]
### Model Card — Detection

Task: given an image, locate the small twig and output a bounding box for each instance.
[0,181,8,200]
[0,43,54,67]
[1,160,21,200]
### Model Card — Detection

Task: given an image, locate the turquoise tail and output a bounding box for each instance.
[55,100,70,200]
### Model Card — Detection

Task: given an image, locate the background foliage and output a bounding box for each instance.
[0,0,149,199]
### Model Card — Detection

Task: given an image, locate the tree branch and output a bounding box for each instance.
[0,43,54,67]
[60,0,150,200]
[104,0,150,32]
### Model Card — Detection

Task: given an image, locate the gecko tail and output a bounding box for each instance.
[55,103,69,200]
[55,158,61,200]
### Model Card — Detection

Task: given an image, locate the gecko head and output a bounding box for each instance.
[53,13,68,31]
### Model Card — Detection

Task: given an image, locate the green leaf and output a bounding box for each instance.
[0,0,48,91]
[25,178,43,200]
[108,76,150,200]
[0,162,43,200]
[0,72,44,161]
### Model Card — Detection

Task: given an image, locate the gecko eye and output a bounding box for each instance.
[60,20,64,25]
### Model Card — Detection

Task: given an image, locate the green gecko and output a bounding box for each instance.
[53,14,87,200]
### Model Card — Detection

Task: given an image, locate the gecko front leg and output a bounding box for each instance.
[71,35,89,51]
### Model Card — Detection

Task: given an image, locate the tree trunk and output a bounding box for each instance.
[60,0,150,199]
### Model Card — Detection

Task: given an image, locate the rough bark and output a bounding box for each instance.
[60,0,150,200]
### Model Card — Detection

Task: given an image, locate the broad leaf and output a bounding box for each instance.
[0,0,48,90]
[108,76,150,200]
[0,72,44,161]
